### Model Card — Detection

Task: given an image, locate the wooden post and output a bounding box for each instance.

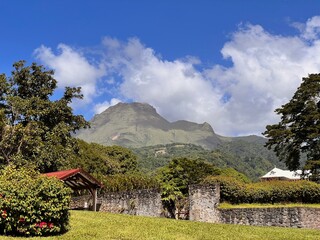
[92,188,97,212]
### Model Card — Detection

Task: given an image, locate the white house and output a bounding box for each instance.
[260,167,308,181]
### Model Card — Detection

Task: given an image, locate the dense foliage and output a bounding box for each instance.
[0,165,72,236]
[69,140,138,176]
[264,74,320,178]
[101,173,159,193]
[133,142,284,181]
[157,157,220,203]
[203,176,320,204]
[0,61,89,172]
[66,140,156,194]
[203,176,247,204]
[219,168,251,183]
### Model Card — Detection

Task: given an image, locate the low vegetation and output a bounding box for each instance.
[0,165,71,236]
[2,211,320,240]
[203,176,320,204]
[101,172,159,193]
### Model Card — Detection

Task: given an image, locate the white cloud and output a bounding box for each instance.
[34,44,105,104]
[100,17,320,136]
[205,21,320,135]
[33,16,320,136]
[102,37,224,126]
[300,16,320,40]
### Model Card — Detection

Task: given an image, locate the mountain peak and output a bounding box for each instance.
[109,102,157,113]
[77,102,220,148]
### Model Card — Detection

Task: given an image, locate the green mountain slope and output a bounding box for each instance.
[132,141,285,181]
[76,102,222,149]
[76,102,284,180]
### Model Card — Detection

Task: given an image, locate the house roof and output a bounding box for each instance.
[260,167,301,180]
[43,168,103,190]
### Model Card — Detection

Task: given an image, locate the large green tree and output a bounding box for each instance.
[157,157,220,218]
[0,61,89,172]
[158,157,220,202]
[69,140,138,176]
[263,74,320,178]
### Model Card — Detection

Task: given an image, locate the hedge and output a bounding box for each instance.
[100,173,159,193]
[203,176,320,204]
[0,165,72,237]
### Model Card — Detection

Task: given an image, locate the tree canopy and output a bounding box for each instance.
[0,61,89,172]
[157,157,220,202]
[263,74,320,178]
[68,140,138,176]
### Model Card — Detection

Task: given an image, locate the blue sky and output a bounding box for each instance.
[1,0,320,136]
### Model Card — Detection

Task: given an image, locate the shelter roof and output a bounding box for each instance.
[43,168,103,190]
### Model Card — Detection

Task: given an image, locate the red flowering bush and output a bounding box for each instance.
[0,165,72,236]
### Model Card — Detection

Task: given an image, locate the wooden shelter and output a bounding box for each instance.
[44,168,103,211]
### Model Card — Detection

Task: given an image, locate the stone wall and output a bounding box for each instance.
[189,184,220,223]
[70,195,92,210]
[70,184,320,229]
[220,207,320,229]
[188,184,320,229]
[99,189,162,217]
[71,189,163,217]
[299,208,320,229]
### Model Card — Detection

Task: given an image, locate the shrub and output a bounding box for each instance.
[0,165,72,236]
[248,180,320,204]
[219,168,251,184]
[203,176,320,204]
[101,173,159,193]
[202,176,246,204]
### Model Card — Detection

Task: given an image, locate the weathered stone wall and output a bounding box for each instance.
[189,184,220,223]
[70,184,320,229]
[220,208,301,228]
[70,195,92,210]
[70,189,162,217]
[299,208,320,229]
[220,207,320,229]
[188,184,320,229]
[99,189,162,217]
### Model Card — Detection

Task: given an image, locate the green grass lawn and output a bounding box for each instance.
[2,210,320,240]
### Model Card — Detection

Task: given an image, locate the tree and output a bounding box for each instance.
[68,140,138,176]
[102,145,138,174]
[157,157,220,204]
[0,61,89,172]
[263,74,320,179]
[219,168,251,183]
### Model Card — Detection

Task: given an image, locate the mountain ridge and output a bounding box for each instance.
[76,102,284,180]
[76,102,224,149]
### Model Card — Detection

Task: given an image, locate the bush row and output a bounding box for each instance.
[101,173,159,193]
[203,176,320,204]
[0,165,71,237]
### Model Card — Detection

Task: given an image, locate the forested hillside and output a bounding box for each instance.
[75,102,285,181]
[133,140,285,181]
